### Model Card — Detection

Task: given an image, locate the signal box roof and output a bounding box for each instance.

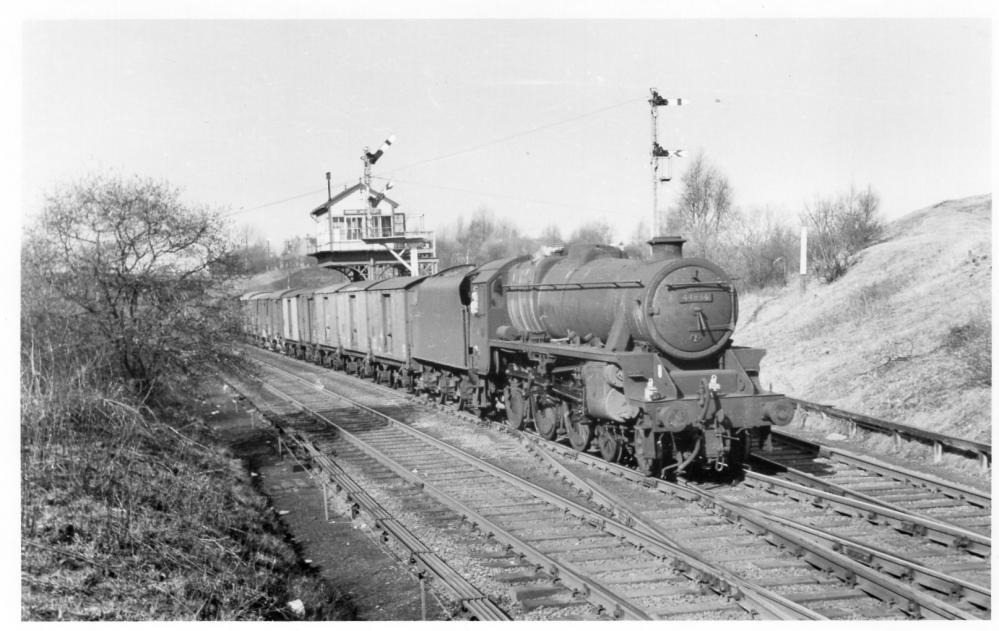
[311,182,399,218]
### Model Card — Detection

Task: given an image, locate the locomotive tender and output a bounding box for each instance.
[241,236,794,477]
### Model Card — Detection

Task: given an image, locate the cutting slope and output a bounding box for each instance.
[735,194,991,443]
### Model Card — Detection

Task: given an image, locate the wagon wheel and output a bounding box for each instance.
[596,425,622,463]
[437,376,449,406]
[534,404,559,441]
[504,385,526,430]
[565,413,593,452]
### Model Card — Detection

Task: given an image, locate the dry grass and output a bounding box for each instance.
[21,365,354,621]
[736,194,991,443]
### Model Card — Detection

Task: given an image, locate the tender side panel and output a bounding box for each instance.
[411,271,472,371]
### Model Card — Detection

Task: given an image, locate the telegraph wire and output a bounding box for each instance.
[224,188,323,217]
[380,176,623,218]
[385,96,644,175]
[227,96,645,218]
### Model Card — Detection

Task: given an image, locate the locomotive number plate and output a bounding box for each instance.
[680,292,714,304]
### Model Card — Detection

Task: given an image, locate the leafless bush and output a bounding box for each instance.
[801,186,885,282]
[946,306,991,387]
[24,174,246,400]
[721,208,800,291]
[20,175,350,620]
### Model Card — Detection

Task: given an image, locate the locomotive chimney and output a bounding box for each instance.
[648,236,686,261]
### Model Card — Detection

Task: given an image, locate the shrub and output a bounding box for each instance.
[21,174,350,620]
[721,208,800,291]
[801,186,885,282]
[23,174,245,400]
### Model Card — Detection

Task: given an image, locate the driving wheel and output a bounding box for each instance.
[534,404,559,441]
[505,385,526,430]
[565,414,593,452]
[596,425,622,463]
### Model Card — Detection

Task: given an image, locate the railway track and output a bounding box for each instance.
[234,356,814,620]
[518,434,989,619]
[753,431,991,535]
[231,347,988,619]
[788,398,991,472]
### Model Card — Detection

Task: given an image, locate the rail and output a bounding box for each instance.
[249,354,827,620]
[763,432,991,512]
[246,348,989,619]
[739,470,990,557]
[246,367,655,620]
[788,398,991,471]
[522,433,983,620]
[223,373,511,621]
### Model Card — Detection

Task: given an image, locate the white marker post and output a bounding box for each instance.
[799,226,808,294]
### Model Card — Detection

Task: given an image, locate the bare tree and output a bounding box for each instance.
[538,223,563,246]
[622,220,650,260]
[23,174,243,397]
[436,206,536,267]
[665,151,733,256]
[566,219,615,246]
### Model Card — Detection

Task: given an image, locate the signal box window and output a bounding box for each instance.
[346,216,363,240]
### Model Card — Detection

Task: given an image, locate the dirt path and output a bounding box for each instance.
[205,388,447,621]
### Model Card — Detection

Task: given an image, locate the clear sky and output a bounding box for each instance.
[18,7,993,249]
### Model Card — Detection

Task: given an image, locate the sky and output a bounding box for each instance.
[15,5,995,252]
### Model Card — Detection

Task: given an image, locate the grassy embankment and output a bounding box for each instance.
[737,194,991,449]
[20,359,355,620]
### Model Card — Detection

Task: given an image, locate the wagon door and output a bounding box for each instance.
[348,294,357,347]
[288,296,299,341]
[381,293,392,354]
[322,295,332,346]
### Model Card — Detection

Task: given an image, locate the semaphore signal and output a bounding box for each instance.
[649,88,686,236]
[364,135,396,166]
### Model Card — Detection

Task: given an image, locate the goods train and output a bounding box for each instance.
[241,236,794,478]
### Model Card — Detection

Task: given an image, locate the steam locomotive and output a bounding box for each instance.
[241,236,794,478]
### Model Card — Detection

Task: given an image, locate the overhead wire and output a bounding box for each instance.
[375,176,622,217]
[384,96,643,175]
[227,96,645,218]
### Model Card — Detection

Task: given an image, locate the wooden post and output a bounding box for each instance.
[799,226,808,294]
[322,482,329,522]
[419,573,427,620]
